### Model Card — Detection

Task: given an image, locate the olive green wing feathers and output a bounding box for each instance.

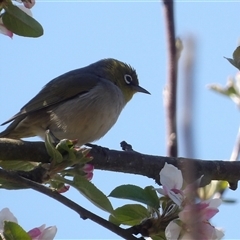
[1,70,100,125]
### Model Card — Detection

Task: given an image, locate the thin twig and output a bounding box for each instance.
[230,126,240,161]
[180,36,203,238]
[162,0,178,157]
[0,168,141,240]
[182,36,196,158]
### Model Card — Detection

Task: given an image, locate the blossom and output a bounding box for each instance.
[155,164,224,240]
[165,199,224,240]
[165,220,181,240]
[0,208,18,231]
[28,224,57,240]
[156,163,184,205]
[166,219,224,240]
[0,208,57,240]
[179,200,220,224]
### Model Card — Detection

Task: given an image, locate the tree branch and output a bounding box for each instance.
[0,168,143,240]
[162,0,178,157]
[0,138,49,163]
[230,125,240,161]
[182,36,196,158]
[0,139,240,189]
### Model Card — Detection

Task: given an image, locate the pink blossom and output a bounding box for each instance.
[166,219,224,240]
[0,208,57,240]
[28,224,57,240]
[165,199,224,240]
[179,201,219,224]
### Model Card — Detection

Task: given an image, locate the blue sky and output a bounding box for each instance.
[1,1,240,239]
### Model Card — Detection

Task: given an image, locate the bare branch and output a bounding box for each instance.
[162,0,178,157]
[0,138,49,163]
[230,126,240,161]
[0,139,240,189]
[0,168,142,240]
[182,36,196,158]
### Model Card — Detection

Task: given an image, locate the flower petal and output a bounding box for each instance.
[0,208,18,231]
[214,228,224,240]
[165,220,181,240]
[39,226,57,240]
[0,23,13,38]
[160,163,183,190]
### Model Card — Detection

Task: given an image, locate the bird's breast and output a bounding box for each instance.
[48,79,126,145]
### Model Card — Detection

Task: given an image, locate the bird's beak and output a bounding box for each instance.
[132,84,151,94]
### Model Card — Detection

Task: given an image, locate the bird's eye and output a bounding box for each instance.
[124,74,133,85]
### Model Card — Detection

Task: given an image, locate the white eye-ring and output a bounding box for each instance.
[124,74,133,85]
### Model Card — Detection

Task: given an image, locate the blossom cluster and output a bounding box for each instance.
[0,208,57,240]
[156,163,224,240]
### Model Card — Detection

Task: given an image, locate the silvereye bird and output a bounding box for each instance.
[0,58,150,145]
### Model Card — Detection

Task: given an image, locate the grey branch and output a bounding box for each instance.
[0,138,239,190]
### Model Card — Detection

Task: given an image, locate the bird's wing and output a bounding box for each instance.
[1,70,101,125]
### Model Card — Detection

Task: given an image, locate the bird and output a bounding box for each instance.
[0,58,150,146]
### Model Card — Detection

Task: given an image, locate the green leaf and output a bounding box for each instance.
[0,160,37,171]
[143,186,160,209]
[208,77,240,107]
[49,179,65,191]
[45,131,63,163]
[3,222,31,240]
[224,46,240,70]
[73,176,113,213]
[56,139,76,161]
[108,214,121,226]
[109,184,159,209]
[208,81,238,97]
[3,3,43,37]
[110,204,150,226]
[224,57,240,70]
[233,46,240,61]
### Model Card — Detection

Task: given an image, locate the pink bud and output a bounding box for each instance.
[23,0,35,9]
[57,185,70,194]
[28,224,57,240]
[83,164,94,173]
[85,172,93,181]
[28,227,41,238]
[0,22,13,38]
